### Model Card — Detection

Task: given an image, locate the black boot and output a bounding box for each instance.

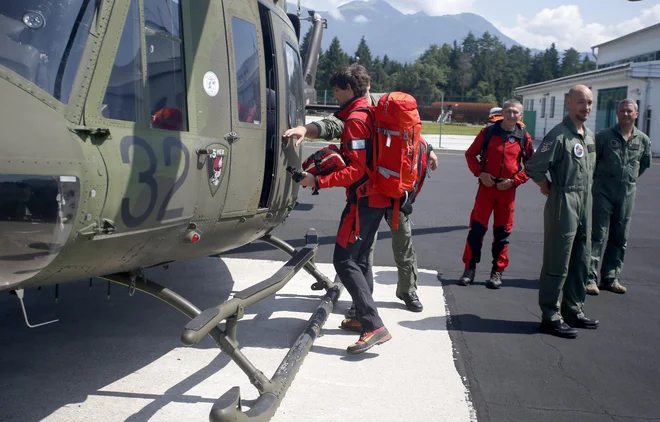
[458,268,475,286]
[564,314,599,329]
[396,291,423,312]
[540,320,578,339]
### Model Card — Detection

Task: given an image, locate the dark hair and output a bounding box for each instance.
[329,64,370,97]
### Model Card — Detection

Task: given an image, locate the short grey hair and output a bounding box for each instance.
[617,98,638,112]
[503,99,522,111]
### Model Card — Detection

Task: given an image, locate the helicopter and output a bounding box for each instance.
[0,0,336,420]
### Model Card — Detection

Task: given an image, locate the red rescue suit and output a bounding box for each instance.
[462,122,534,272]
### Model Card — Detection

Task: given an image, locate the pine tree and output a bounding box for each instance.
[560,48,581,77]
[299,25,313,68]
[354,36,373,71]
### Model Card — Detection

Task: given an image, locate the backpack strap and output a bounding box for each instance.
[479,123,498,169]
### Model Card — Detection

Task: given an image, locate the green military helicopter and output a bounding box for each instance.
[0,0,335,420]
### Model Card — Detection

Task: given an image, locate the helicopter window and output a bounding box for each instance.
[0,0,95,104]
[144,0,181,38]
[284,42,304,129]
[145,0,187,131]
[231,17,261,125]
[102,0,145,123]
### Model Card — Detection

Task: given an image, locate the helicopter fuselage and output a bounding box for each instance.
[0,0,307,292]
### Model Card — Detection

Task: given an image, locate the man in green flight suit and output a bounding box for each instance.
[524,85,600,339]
[586,99,652,295]
[283,85,438,314]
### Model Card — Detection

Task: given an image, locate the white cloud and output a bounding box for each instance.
[385,0,473,15]
[328,8,344,21]
[353,14,370,23]
[493,4,660,51]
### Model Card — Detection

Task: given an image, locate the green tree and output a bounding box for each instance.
[560,48,581,77]
[353,36,373,72]
[316,37,349,92]
[299,25,313,68]
[580,55,597,72]
[393,62,447,105]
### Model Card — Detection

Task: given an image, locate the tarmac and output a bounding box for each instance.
[1,144,659,422]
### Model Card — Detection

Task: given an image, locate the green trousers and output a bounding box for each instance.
[539,187,591,322]
[368,208,418,294]
[589,185,637,284]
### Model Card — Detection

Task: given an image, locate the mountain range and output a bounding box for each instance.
[288,0,540,63]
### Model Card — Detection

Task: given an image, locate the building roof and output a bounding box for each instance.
[591,22,660,49]
[514,63,630,93]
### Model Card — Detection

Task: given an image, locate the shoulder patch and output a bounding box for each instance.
[539,139,553,153]
[350,139,366,150]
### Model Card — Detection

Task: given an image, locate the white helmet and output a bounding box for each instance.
[489,107,502,115]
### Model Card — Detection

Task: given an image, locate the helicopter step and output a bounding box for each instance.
[100,229,342,422]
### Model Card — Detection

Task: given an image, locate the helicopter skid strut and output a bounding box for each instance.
[102,229,342,422]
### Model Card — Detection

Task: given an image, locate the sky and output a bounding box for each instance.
[296,0,660,51]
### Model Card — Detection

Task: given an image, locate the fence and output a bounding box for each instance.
[311,91,500,125]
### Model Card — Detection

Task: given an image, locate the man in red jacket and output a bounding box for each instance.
[460,99,535,288]
[297,64,392,354]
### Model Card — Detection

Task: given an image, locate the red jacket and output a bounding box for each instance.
[465,122,534,188]
[317,96,390,208]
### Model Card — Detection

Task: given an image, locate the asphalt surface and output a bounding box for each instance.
[224,145,660,422]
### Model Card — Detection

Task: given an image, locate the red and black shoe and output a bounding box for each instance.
[340,318,363,332]
[346,326,392,354]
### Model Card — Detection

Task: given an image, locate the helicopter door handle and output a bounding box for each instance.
[224,132,239,143]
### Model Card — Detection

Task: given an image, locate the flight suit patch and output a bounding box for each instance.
[629,143,640,151]
[610,139,621,148]
[587,144,595,153]
[574,143,584,158]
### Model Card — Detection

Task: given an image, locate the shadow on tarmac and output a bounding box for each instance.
[400,314,540,335]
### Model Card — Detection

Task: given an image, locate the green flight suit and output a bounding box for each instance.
[524,116,596,323]
[589,125,652,285]
[312,94,419,294]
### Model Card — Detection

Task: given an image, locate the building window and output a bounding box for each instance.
[541,97,546,118]
[102,0,144,122]
[563,93,569,117]
[550,96,555,118]
[595,86,627,131]
[232,17,261,124]
[145,0,187,131]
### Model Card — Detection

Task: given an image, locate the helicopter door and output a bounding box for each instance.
[84,0,201,233]
[220,2,267,216]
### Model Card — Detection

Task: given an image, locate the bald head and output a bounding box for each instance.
[568,84,592,99]
[566,85,593,123]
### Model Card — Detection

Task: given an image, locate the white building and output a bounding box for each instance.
[515,23,660,156]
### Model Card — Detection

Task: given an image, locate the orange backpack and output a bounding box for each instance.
[364,92,423,229]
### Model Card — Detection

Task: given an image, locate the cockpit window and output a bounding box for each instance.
[284,42,303,129]
[0,0,95,104]
[231,17,261,125]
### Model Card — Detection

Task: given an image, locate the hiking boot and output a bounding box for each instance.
[396,291,423,312]
[345,303,356,319]
[346,326,392,354]
[486,271,502,289]
[458,268,475,286]
[600,280,627,294]
[586,282,600,295]
[540,320,578,339]
[340,318,363,332]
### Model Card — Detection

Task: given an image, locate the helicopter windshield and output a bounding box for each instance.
[0,0,95,104]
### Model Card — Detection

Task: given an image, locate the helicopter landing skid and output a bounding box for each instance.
[101,229,343,422]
